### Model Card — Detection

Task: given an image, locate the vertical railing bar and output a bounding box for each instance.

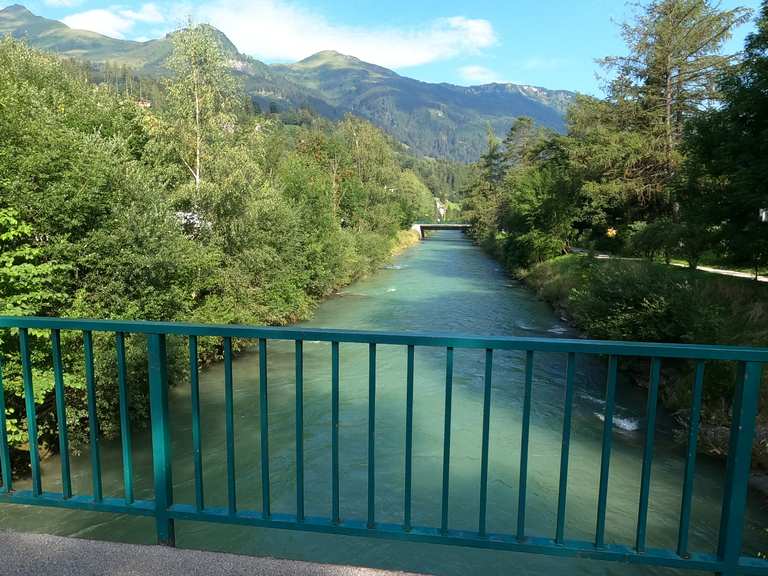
[148,333,175,546]
[83,330,102,502]
[677,360,705,558]
[595,354,618,548]
[189,335,204,512]
[116,332,134,504]
[331,341,340,524]
[295,339,304,523]
[223,336,236,515]
[717,361,762,573]
[0,355,12,493]
[259,338,270,519]
[555,352,576,544]
[20,328,42,496]
[367,342,376,529]
[404,344,415,532]
[478,348,493,537]
[517,350,534,540]
[636,357,661,553]
[52,329,71,499]
[441,346,454,535]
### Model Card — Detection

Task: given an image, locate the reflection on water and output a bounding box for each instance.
[1,231,765,575]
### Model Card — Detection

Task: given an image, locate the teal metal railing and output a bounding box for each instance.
[0,316,765,575]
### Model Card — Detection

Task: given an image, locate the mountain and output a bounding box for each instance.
[0,4,577,162]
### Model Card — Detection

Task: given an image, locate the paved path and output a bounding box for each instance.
[588,253,768,283]
[671,262,768,283]
[0,531,425,576]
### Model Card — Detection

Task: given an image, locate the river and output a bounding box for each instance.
[1,230,766,574]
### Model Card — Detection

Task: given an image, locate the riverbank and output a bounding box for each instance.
[4,230,767,572]
[389,229,421,257]
[521,254,768,471]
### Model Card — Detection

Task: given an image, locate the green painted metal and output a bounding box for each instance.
[189,335,204,512]
[116,332,134,504]
[2,316,767,361]
[555,352,576,544]
[223,337,236,515]
[517,350,534,540]
[636,357,661,552]
[331,341,340,524]
[295,340,304,523]
[478,348,492,537]
[404,344,415,532]
[0,355,11,493]
[84,331,102,502]
[51,329,71,499]
[259,338,270,519]
[148,333,175,546]
[368,343,376,529]
[717,362,763,575]
[441,347,454,536]
[20,328,42,496]
[595,354,618,548]
[0,316,766,575]
[678,360,705,558]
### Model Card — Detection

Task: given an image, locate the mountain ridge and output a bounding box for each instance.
[0,4,577,161]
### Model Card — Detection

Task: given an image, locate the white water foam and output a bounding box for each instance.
[547,325,569,335]
[580,392,606,406]
[593,412,641,432]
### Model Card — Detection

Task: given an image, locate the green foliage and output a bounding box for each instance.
[682,1,768,277]
[526,254,768,466]
[627,219,680,263]
[0,30,437,478]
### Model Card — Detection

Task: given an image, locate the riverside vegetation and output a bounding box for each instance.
[0,26,436,474]
[463,0,768,469]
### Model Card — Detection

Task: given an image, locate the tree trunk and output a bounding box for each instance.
[193,68,201,195]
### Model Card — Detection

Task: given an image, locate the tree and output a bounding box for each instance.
[0,208,64,318]
[166,23,240,197]
[682,1,768,276]
[600,0,750,210]
[603,0,750,154]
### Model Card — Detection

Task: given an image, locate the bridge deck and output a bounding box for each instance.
[0,531,423,576]
[410,223,469,238]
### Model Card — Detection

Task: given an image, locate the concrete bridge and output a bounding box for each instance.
[410,222,469,239]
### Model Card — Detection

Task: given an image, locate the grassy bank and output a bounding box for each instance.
[390,229,422,257]
[523,254,768,470]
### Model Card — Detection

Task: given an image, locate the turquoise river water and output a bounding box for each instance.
[1,231,766,574]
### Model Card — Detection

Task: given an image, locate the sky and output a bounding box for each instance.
[4,0,763,94]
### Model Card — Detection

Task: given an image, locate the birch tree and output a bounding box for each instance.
[166,23,239,198]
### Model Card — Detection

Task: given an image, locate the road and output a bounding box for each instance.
[0,531,424,576]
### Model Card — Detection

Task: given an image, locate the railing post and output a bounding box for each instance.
[716,361,762,576]
[148,333,175,546]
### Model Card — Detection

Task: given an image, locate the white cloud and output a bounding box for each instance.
[458,65,499,84]
[195,0,497,69]
[62,9,135,38]
[62,3,166,39]
[119,3,164,24]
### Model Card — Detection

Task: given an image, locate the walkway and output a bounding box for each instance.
[587,252,768,283]
[0,531,424,576]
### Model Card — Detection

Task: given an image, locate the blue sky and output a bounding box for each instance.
[5,0,762,94]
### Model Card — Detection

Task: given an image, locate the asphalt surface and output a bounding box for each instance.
[0,531,425,576]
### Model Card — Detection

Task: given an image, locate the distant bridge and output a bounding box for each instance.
[411,223,470,239]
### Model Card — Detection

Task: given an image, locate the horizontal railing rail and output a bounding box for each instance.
[0,316,765,576]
